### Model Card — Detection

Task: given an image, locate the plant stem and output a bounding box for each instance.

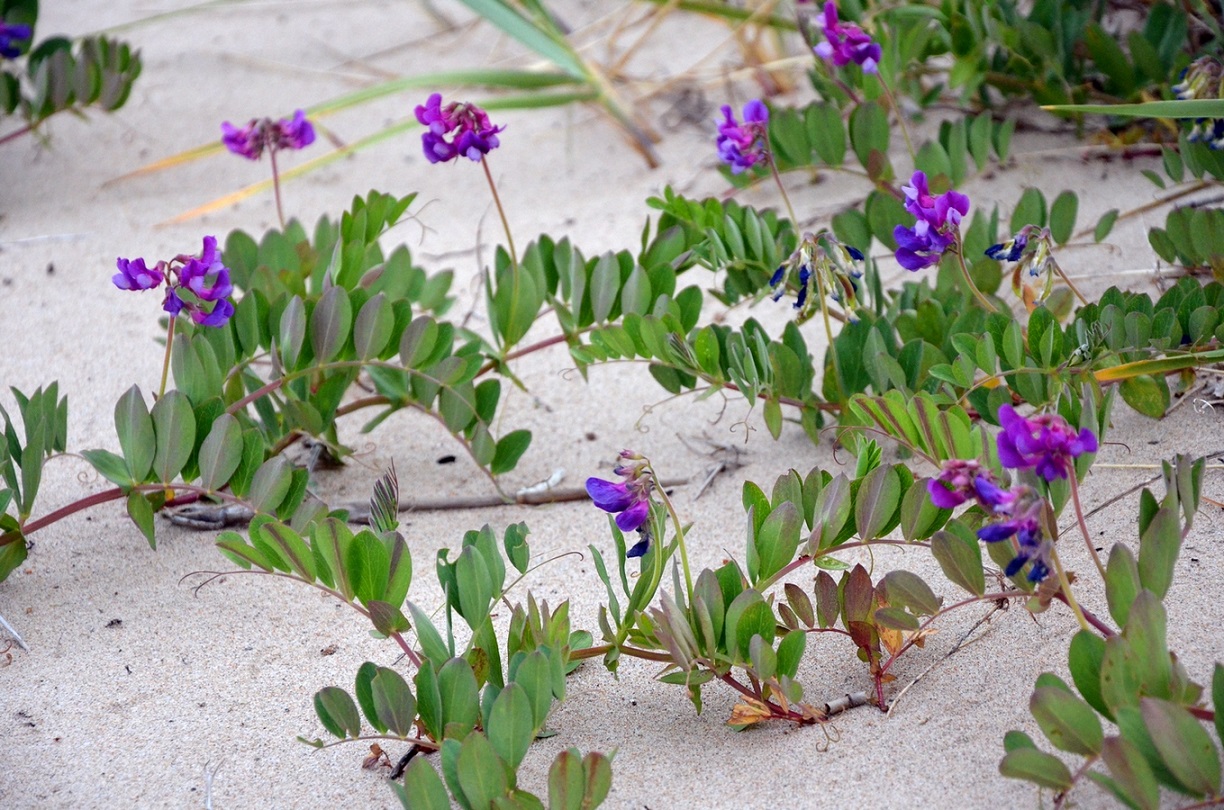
[650,461,694,600]
[1069,473,1107,581]
[158,315,177,399]
[876,72,914,162]
[954,243,998,313]
[481,156,517,269]
[269,146,286,230]
[1051,258,1089,305]
[768,157,799,226]
[1050,548,1092,633]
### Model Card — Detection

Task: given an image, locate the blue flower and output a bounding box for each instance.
[986,232,1028,262]
[978,514,1050,583]
[0,22,31,60]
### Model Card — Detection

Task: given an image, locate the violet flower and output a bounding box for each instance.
[996,405,1097,482]
[0,22,31,59]
[978,507,1051,583]
[414,93,503,164]
[586,451,654,556]
[221,109,316,160]
[893,171,969,271]
[716,100,769,174]
[114,236,235,328]
[813,2,881,73]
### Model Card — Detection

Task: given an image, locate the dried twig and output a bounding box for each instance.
[0,609,29,652]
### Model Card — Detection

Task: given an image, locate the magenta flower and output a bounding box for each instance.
[893,171,969,271]
[114,236,234,328]
[586,451,654,556]
[0,21,31,59]
[716,100,769,174]
[996,405,1097,482]
[414,93,504,164]
[221,110,316,161]
[813,2,881,73]
[112,257,165,291]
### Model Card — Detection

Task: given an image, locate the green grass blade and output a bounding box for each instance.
[1043,100,1224,119]
[455,0,588,79]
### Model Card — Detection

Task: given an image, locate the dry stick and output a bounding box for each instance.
[0,610,30,652]
[886,601,1005,717]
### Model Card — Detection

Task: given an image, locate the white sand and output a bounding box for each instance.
[2,2,1221,808]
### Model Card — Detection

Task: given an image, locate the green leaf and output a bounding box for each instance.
[1216,664,1224,753]
[1137,505,1181,600]
[125,490,158,549]
[197,413,243,492]
[874,606,920,631]
[491,429,531,476]
[456,731,508,807]
[1030,685,1104,755]
[548,749,585,810]
[150,390,195,485]
[513,650,554,730]
[1140,697,1221,796]
[1091,736,1160,810]
[438,658,480,740]
[348,529,391,607]
[314,686,361,739]
[487,682,533,770]
[1124,592,1172,700]
[854,464,900,541]
[394,757,452,810]
[880,570,942,615]
[278,295,307,369]
[355,661,383,732]
[1048,191,1078,245]
[754,500,801,583]
[1095,209,1120,243]
[930,528,985,596]
[247,455,294,514]
[408,603,451,668]
[114,385,154,483]
[999,748,1073,790]
[258,521,316,581]
[1068,630,1110,719]
[216,531,273,571]
[1106,543,1141,627]
[1010,188,1047,233]
[372,665,417,737]
[82,448,134,488]
[311,285,352,363]
[1120,375,1169,419]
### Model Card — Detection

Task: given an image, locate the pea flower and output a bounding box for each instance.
[716,100,769,174]
[1174,57,1224,149]
[113,236,235,328]
[996,405,1097,482]
[0,21,30,59]
[978,493,1052,584]
[812,2,881,73]
[221,109,316,160]
[586,451,654,556]
[414,93,503,164]
[893,171,969,271]
[988,225,1064,306]
[769,232,865,319]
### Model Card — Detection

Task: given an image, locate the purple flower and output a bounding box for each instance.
[222,120,264,160]
[115,236,235,328]
[986,231,1029,263]
[587,451,654,555]
[893,171,969,272]
[813,2,881,73]
[0,22,31,59]
[978,512,1051,583]
[112,257,165,291]
[222,110,316,160]
[996,405,1097,482]
[414,93,503,164]
[926,460,1017,513]
[178,236,233,302]
[716,100,769,174]
[273,109,315,150]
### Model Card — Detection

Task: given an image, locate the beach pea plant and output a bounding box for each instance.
[7,2,1224,807]
[0,0,141,146]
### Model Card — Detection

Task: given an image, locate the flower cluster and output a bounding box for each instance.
[987,225,1059,305]
[0,21,30,59]
[769,232,865,319]
[893,171,969,271]
[221,109,316,160]
[113,236,235,327]
[1173,57,1224,149]
[928,407,1098,584]
[996,405,1097,482]
[716,100,769,174]
[415,94,504,164]
[586,451,654,557]
[812,2,881,73]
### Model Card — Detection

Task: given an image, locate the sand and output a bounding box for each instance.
[2,2,1221,808]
